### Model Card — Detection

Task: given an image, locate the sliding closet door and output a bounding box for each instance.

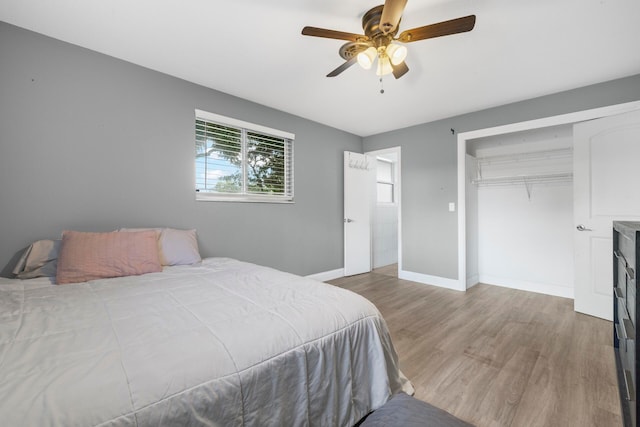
[574,109,640,320]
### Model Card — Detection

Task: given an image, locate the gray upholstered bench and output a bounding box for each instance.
[359,393,475,427]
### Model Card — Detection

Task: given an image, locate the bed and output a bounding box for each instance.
[0,255,411,426]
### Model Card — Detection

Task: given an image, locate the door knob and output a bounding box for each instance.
[576,224,592,231]
[344,218,354,223]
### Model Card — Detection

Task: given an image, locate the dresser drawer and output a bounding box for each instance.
[616,305,636,400]
[617,250,636,283]
[616,249,637,327]
[620,232,637,272]
[619,258,630,299]
[630,283,637,327]
[618,298,635,340]
[623,334,637,386]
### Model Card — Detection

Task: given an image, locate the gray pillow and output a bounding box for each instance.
[12,239,61,279]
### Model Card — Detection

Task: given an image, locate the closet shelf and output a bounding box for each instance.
[475,148,572,165]
[472,172,573,187]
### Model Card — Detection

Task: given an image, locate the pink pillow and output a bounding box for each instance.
[56,230,162,285]
[119,227,201,266]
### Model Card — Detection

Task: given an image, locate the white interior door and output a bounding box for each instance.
[574,109,640,320]
[344,151,373,276]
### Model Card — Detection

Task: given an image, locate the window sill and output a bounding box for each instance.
[196,194,294,204]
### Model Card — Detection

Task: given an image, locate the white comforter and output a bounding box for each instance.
[0,258,411,426]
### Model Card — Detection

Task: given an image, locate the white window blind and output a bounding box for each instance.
[195,111,294,203]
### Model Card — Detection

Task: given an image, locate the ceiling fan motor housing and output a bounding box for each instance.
[363,5,398,49]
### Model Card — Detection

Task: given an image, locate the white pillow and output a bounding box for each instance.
[159,228,201,266]
[119,228,201,266]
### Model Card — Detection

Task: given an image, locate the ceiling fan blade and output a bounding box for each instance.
[380,0,408,34]
[391,61,409,79]
[327,56,358,77]
[397,15,476,43]
[302,26,366,42]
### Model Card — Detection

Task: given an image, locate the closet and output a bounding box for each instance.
[465,124,575,297]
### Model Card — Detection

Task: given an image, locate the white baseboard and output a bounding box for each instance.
[399,269,465,291]
[478,274,574,299]
[466,274,480,288]
[306,268,344,282]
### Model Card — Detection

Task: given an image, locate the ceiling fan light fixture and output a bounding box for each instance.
[357,47,377,70]
[376,56,393,76]
[386,43,407,65]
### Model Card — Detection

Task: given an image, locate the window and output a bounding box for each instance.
[195,110,294,203]
[376,158,395,204]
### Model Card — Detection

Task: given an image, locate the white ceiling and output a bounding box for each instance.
[1,0,639,137]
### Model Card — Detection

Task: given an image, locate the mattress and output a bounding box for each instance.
[0,257,411,426]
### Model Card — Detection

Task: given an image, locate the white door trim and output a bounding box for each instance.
[457,100,640,291]
[365,146,402,274]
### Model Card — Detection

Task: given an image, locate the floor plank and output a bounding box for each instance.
[329,266,622,427]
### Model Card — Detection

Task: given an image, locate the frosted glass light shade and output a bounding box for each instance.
[386,43,407,65]
[376,56,393,76]
[357,47,377,70]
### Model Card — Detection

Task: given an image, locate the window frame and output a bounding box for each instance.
[195,109,295,203]
[376,158,396,205]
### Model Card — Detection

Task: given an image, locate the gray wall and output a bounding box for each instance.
[364,74,640,280]
[0,22,362,276]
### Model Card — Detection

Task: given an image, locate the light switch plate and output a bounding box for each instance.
[449,202,455,212]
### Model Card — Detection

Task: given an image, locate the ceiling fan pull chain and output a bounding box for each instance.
[379,77,385,94]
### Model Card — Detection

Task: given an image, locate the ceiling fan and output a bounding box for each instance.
[301,0,476,79]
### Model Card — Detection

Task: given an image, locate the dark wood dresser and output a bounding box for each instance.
[614,221,640,427]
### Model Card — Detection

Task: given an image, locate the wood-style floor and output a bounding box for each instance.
[329,265,622,427]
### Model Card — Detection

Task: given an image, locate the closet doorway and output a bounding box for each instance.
[464,125,575,299]
[457,101,640,320]
[366,147,401,278]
